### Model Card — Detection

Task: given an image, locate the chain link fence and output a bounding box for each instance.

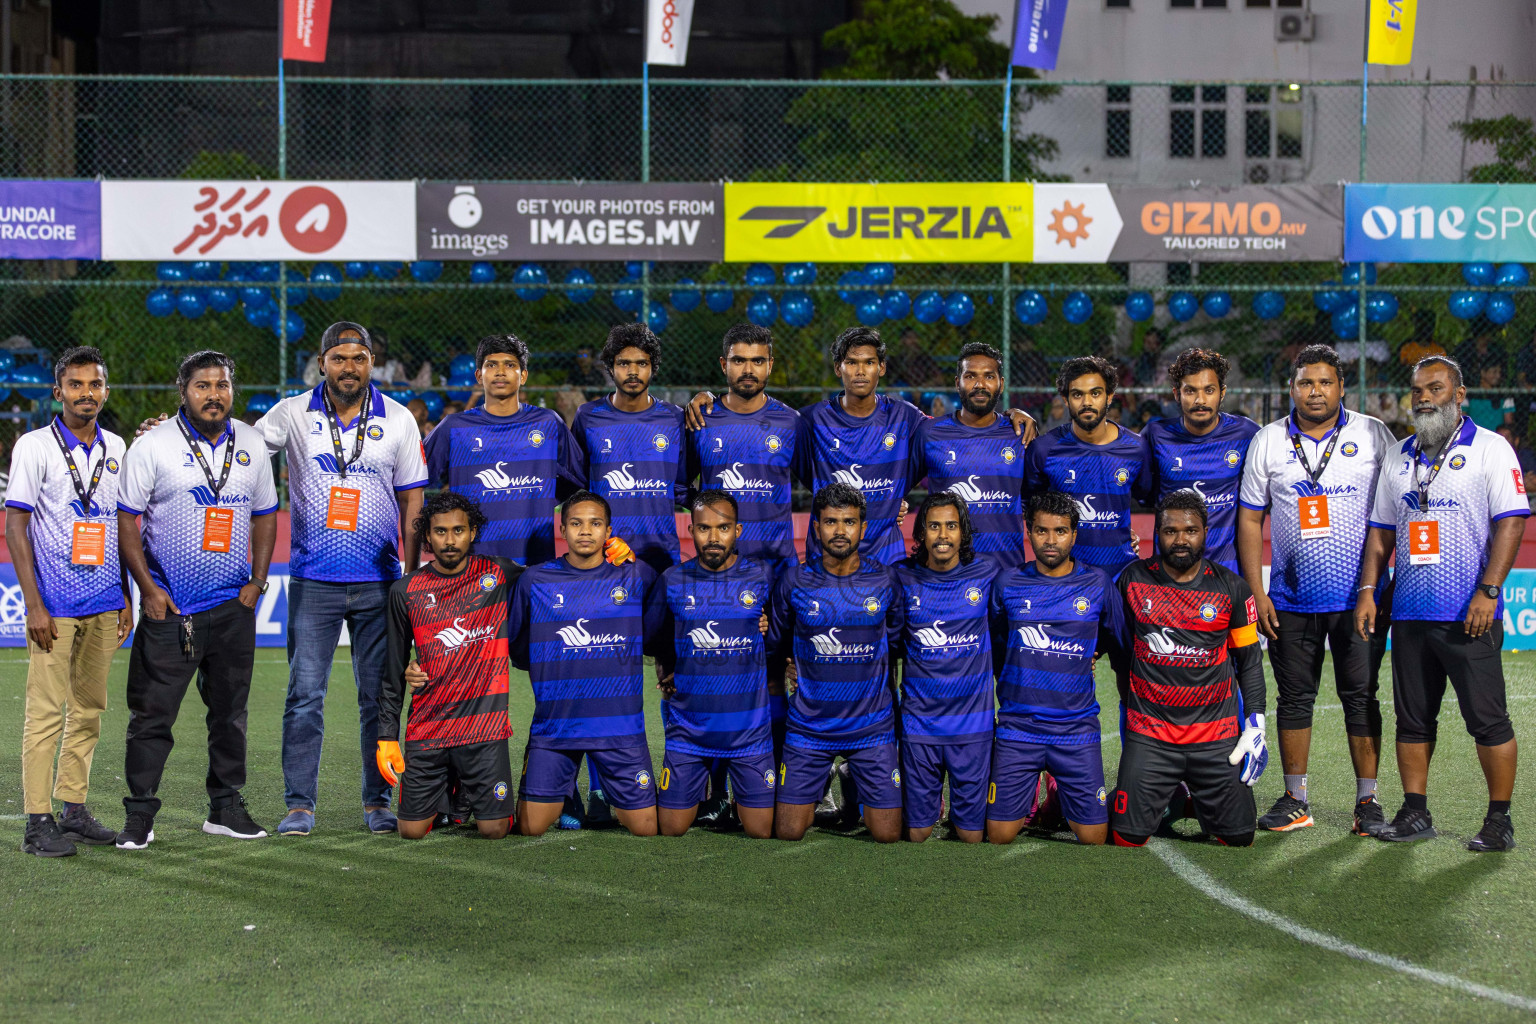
[0,75,1534,452]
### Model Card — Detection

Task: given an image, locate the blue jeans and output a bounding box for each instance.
[282,577,392,812]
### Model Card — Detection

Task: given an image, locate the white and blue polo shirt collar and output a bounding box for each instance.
[307,382,387,428]
[176,407,233,449]
[51,415,104,454]
[1412,414,1476,467]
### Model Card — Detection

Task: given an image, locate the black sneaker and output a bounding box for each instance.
[695,791,738,832]
[1379,804,1436,842]
[1352,795,1388,838]
[58,805,118,846]
[202,797,268,839]
[1258,793,1314,832]
[21,816,76,858]
[115,811,155,850]
[1467,811,1515,853]
[584,788,617,830]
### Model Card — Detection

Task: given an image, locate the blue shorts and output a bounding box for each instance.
[901,739,992,832]
[659,748,778,810]
[987,738,1107,826]
[520,745,657,811]
[778,742,902,809]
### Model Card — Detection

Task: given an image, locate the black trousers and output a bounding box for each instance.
[124,597,256,817]
[1269,580,1392,736]
[1391,620,1514,748]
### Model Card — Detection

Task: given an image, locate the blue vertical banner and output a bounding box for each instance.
[1011,0,1069,71]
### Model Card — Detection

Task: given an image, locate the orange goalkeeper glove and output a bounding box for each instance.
[604,536,635,565]
[376,739,404,787]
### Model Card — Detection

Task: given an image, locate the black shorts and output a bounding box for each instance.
[1111,738,1255,839]
[399,739,515,822]
[1269,608,1382,736]
[1391,620,1513,747]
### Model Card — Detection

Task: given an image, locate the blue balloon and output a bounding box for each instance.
[1486,292,1518,325]
[146,287,176,318]
[1449,289,1488,320]
[645,303,668,334]
[563,267,594,303]
[613,285,643,313]
[781,290,815,328]
[1366,292,1399,324]
[855,293,884,326]
[1168,291,1199,322]
[1496,263,1531,288]
[914,290,946,325]
[514,263,549,301]
[1331,302,1360,340]
[419,391,445,420]
[410,260,443,283]
[944,292,975,327]
[837,271,871,304]
[244,302,274,329]
[0,350,17,376]
[704,283,734,313]
[883,289,911,321]
[244,393,277,417]
[344,261,370,280]
[864,262,895,286]
[156,262,188,283]
[1013,290,1047,326]
[1062,291,1094,325]
[239,285,272,309]
[10,363,50,401]
[448,353,477,378]
[277,311,305,341]
[250,262,281,282]
[1124,291,1154,322]
[1312,283,1348,314]
[1252,290,1286,320]
[206,285,238,313]
[385,387,416,406]
[747,292,777,328]
[744,263,776,289]
[625,261,645,279]
[283,267,308,306]
[1340,262,1377,286]
[1201,291,1232,319]
[176,289,206,319]
[189,260,221,282]
[783,262,817,286]
[1463,262,1497,287]
[670,279,701,313]
[444,374,476,402]
[371,261,402,280]
[309,263,342,302]
[224,266,248,284]
[471,261,498,285]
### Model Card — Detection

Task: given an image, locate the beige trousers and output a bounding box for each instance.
[21,610,118,813]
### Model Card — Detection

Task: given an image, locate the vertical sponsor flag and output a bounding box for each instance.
[282,0,333,63]
[646,0,695,67]
[1366,0,1415,65]
[1011,0,1069,71]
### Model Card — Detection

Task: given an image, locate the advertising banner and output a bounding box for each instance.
[724,182,1034,263]
[1010,0,1069,71]
[282,0,332,63]
[645,0,695,67]
[101,181,416,261]
[1107,184,1343,262]
[417,182,723,262]
[0,180,100,260]
[1345,183,1536,263]
[1033,183,1122,263]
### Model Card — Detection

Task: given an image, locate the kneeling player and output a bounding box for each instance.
[768,484,904,843]
[510,491,662,837]
[378,493,520,840]
[894,494,998,842]
[1110,490,1269,848]
[650,490,778,838]
[987,491,1123,845]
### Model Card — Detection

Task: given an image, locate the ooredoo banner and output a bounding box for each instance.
[0,180,100,260]
[417,182,724,262]
[101,180,416,261]
[1105,184,1343,262]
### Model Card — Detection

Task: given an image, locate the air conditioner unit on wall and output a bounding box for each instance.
[1275,11,1314,42]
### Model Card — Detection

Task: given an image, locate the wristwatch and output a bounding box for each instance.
[1479,583,1500,600]
[250,575,270,595]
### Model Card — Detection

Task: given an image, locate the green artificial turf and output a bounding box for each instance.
[1,649,1534,1022]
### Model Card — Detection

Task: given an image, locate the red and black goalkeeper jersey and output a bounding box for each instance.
[1116,557,1264,751]
[381,555,522,751]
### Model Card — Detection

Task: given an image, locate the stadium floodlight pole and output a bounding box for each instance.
[1000,65,1014,402]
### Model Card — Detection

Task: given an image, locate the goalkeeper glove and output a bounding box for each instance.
[604,536,635,565]
[1227,712,1268,787]
[376,739,404,788]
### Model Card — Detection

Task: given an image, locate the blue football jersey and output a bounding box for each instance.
[893,556,999,746]
[688,396,800,570]
[1141,413,1260,572]
[1023,423,1150,573]
[571,396,689,574]
[915,413,1028,569]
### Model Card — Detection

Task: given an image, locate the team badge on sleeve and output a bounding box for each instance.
[367,424,385,441]
[479,573,497,592]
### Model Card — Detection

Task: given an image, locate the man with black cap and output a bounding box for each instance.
[255,321,428,836]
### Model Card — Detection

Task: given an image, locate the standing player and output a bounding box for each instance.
[914,343,1030,569]
[1110,490,1268,848]
[1141,349,1259,572]
[767,483,904,843]
[986,491,1123,846]
[571,324,688,575]
[1357,356,1528,850]
[649,490,778,839]
[1024,356,1150,574]
[425,333,585,566]
[892,494,998,843]
[1237,344,1396,835]
[377,493,519,840]
[509,490,662,837]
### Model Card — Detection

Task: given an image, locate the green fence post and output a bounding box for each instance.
[1001,69,1013,400]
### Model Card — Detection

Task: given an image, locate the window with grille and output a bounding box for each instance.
[1244,84,1304,163]
[1106,85,1131,158]
[1169,85,1227,158]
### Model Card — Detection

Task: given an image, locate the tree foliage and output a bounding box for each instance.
[1454,115,1536,183]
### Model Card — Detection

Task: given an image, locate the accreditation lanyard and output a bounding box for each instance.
[322,388,370,482]
[1412,424,1460,514]
[177,412,235,501]
[1289,418,1341,484]
[51,418,104,513]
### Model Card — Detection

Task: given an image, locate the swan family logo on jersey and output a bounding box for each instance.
[1073,495,1120,525]
[1015,623,1088,657]
[433,616,497,651]
[472,461,541,493]
[601,462,671,494]
[686,620,754,652]
[830,464,896,495]
[910,620,982,652]
[1143,627,1207,661]
[717,462,773,493]
[808,627,877,659]
[554,617,628,651]
[947,476,1012,505]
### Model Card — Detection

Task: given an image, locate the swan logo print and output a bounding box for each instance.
[910,620,982,652]
[473,461,541,493]
[554,618,628,651]
[1144,627,1206,661]
[808,627,876,659]
[686,620,754,652]
[601,462,670,493]
[830,464,896,494]
[717,462,773,493]
[433,616,497,651]
[1073,495,1119,525]
[947,475,1012,505]
[1014,623,1087,657]
[1192,480,1233,510]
